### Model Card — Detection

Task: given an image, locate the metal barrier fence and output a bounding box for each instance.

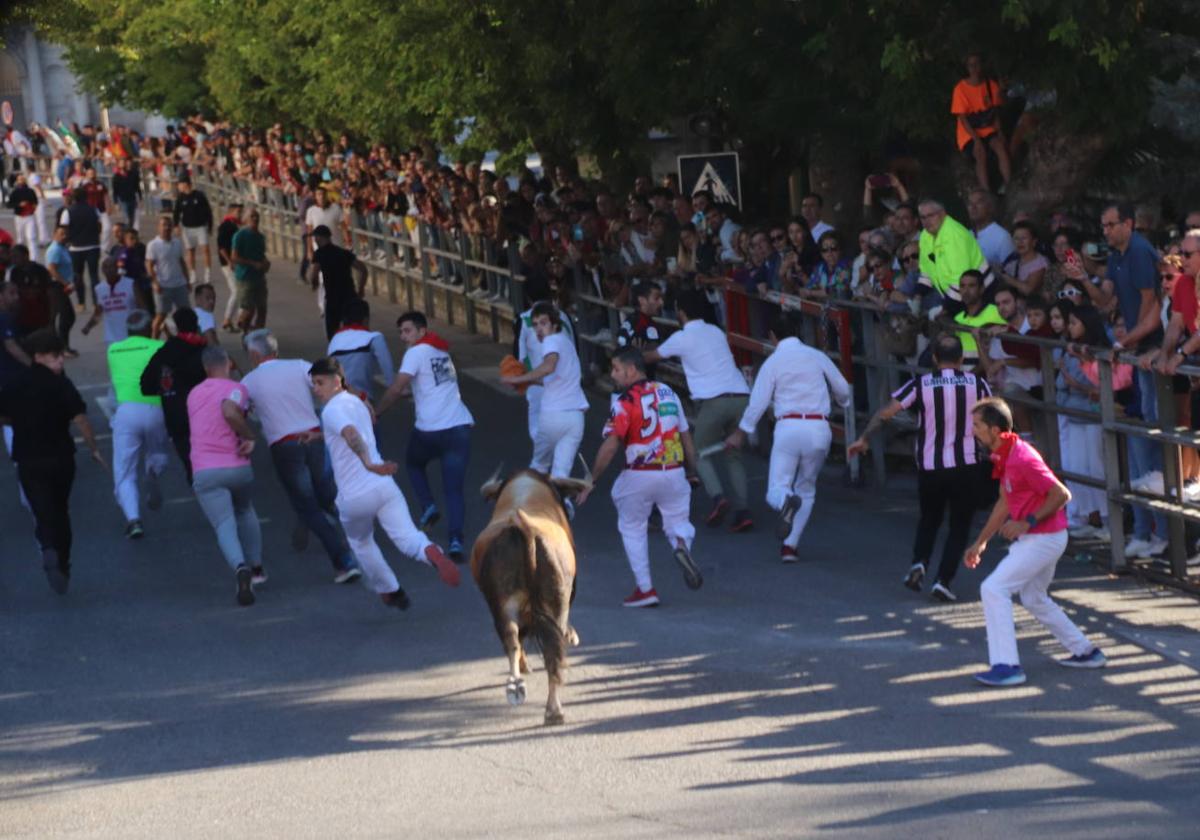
[21,152,1193,593]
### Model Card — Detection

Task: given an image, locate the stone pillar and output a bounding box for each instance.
[23,30,47,125]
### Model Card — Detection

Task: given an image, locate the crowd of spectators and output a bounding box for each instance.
[4,112,1200,563]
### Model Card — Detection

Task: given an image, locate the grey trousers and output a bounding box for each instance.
[691,394,749,509]
[193,466,263,570]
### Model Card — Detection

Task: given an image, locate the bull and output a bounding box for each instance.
[471,468,588,725]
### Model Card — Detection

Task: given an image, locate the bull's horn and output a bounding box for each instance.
[480,462,505,500]
[576,453,594,486]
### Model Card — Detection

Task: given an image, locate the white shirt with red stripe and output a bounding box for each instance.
[738,337,851,434]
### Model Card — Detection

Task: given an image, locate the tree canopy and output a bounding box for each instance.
[5,0,1200,214]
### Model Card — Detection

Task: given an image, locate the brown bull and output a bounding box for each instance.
[471,468,587,725]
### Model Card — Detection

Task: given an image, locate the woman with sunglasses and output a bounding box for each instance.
[806,231,852,300]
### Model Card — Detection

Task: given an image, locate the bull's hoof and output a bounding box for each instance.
[544,709,565,726]
[567,627,580,647]
[505,677,526,706]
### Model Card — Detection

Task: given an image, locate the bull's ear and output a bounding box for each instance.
[551,477,592,499]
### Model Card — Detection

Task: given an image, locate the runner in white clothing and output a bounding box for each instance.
[501,301,588,489]
[515,297,576,444]
[310,355,460,608]
[375,311,474,560]
[726,313,851,562]
[81,258,139,344]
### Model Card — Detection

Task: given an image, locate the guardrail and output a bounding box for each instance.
[24,151,1190,594]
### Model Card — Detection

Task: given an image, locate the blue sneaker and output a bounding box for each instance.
[418,504,440,530]
[1058,648,1107,669]
[973,664,1026,687]
[448,537,465,564]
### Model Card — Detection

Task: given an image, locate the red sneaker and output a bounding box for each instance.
[705,497,730,527]
[622,587,660,608]
[780,545,799,564]
[425,544,461,587]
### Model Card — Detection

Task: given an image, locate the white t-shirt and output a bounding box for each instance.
[147,236,188,288]
[320,389,392,500]
[539,331,588,412]
[975,222,1016,268]
[305,203,343,233]
[94,276,136,344]
[398,343,474,432]
[196,307,215,334]
[241,358,321,445]
[656,320,750,400]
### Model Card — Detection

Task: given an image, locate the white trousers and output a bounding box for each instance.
[337,482,432,594]
[612,468,695,591]
[14,215,37,250]
[531,408,584,479]
[1059,418,1105,526]
[768,419,832,548]
[525,387,543,444]
[34,203,48,244]
[112,401,171,521]
[980,530,1093,666]
[221,264,239,323]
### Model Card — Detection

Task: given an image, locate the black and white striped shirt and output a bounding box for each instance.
[892,368,991,471]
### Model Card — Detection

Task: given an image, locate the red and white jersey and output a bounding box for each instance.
[604,379,689,468]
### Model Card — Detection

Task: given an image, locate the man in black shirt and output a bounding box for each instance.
[111,158,141,226]
[5,173,39,250]
[0,329,105,594]
[139,307,208,483]
[216,202,244,330]
[306,224,367,339]
[171,177,215,283]
[6,245,54,336]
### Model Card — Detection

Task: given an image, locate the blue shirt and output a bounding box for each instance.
[45,241,74,283]
[0,311,25,387]
[1106,231,1161,350]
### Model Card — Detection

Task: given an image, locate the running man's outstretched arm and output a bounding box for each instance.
[341,425,396,475]
[575,435,622,505]
[847,398,906,456]
[373,371,412,418]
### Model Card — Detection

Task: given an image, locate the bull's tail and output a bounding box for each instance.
[514,511,568,686]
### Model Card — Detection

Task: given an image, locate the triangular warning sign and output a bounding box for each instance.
[691,161,736,206]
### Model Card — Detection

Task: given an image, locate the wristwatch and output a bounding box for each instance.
[1025,515,1038,528]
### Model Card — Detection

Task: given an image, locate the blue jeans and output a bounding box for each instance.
[270,438,357,571]
[405,424,471,543]
[1130,369,1168,541]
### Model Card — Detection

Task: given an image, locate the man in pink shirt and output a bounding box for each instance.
[188,345,264,606]
[964,397,1107,686]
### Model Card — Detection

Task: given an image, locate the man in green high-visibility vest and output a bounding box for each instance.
[107,309,170,539]
[949,270,1006,369]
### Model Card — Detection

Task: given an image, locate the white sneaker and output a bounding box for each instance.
[1184,482,1200,502]
[1125,537,1151,557]
[1090,527,1111,543]
[1140,536,1169,557]
[1132,471,1164,494]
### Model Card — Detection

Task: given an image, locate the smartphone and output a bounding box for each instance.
[572,224,584,242]
[868,174,892,189]
[1064,247,1079,266]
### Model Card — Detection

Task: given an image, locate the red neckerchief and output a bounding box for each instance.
[416,331,450,351]
[177,331,207,347]
[221,213,240,224]
[335,324,369,334]
[989,431,1020,479]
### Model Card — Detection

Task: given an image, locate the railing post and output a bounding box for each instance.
[1153,369,1189,579]
[1098,359,1127,573]
[418,222,433,316]
[1038,344,1062,472]
[858,309,887,487]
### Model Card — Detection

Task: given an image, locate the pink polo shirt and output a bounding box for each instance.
[187,378,252,473]
[993,437,1067,534]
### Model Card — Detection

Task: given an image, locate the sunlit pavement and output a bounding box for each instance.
[1,228,1198,838]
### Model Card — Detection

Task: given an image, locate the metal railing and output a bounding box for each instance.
[86,160,1195,595]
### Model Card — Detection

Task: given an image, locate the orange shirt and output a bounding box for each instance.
[951,79,1002,150]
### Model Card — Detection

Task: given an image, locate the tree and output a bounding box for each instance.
[8,0,1199,218]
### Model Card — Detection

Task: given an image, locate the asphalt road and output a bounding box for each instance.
[2,219,1199,838]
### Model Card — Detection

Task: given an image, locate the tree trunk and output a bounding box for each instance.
[1003,120,1109,219]
[808,132,865,232]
